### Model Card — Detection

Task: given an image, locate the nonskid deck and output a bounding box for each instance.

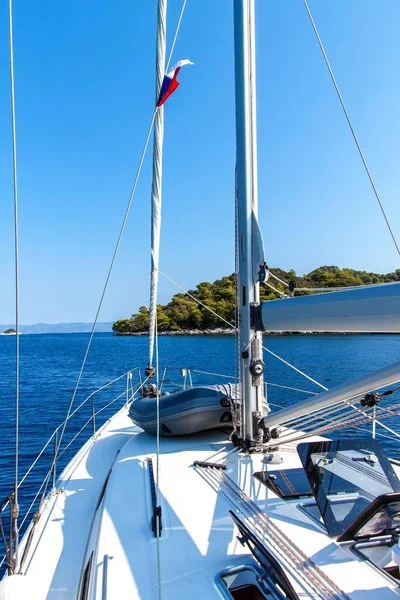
[6,406,400,600]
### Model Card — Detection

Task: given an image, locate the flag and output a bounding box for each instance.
[157,59,193,107]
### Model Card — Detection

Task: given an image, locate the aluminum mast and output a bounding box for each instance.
[233,0,265,447]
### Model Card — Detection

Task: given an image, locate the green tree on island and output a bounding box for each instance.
[112,266,400,334]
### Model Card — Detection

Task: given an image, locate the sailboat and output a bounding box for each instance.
[2,0,400,598]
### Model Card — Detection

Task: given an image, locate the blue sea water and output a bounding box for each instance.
[0,332,399,565]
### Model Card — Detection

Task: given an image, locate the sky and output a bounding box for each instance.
[0,0,399,324]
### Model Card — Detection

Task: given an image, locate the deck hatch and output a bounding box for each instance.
[253,468,313,499]
[338,492,400,542]
[229,511,299,600]
[297,438,400,537]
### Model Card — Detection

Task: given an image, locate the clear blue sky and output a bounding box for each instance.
[0,1,399,324]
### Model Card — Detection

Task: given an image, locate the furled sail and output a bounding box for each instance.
[257,282,400,333]
[148,0,167,370]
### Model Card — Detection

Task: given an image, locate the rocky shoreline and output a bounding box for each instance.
[114,328,384,336]
[115,328,234,336]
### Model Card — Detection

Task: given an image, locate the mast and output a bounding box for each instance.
[233,0,265,447]
[148,0,167,374]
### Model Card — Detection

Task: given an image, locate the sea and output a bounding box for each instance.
[0,332,399,567]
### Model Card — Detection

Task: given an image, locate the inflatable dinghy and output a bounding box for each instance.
[128,383,239,436]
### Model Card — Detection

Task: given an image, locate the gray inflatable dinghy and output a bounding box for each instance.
[128,383,239,436]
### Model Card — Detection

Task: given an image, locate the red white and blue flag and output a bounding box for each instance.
[157,59,193,107]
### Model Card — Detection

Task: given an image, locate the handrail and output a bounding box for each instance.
[1,369,139,516]
[0,368,145,574]
[67,369,139,423]
[57,391,128,462]
[159,365,238,393]
[1,365,400,574]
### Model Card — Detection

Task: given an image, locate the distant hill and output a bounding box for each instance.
[0,322,113,334]
[112,265,400,334]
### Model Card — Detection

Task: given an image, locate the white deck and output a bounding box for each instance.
[5,405,400,599]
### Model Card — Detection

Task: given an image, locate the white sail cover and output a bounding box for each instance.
[259,282,400,333]
[148,0,166,367]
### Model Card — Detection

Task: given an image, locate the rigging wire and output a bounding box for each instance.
[303,0,400,258]
[165,0,187,71]
[57,0,190,459]
[349,401,400,441]
[262,345,328,391]
[151,4,194,591]
[156,271,332,396]
[266,382,318,395]
[157,269,236,329]
[268,383,400,438]
[156,270,333,405]
[8,0,20,572]
[53,109,157,465]
[268,401,400,450]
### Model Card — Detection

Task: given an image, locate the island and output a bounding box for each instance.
[3,328,17,335]
[112,265,400,335]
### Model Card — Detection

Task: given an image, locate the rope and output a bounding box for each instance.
[348,399,400,441]
[158,269,236,329]
[52,110,157,469]
[165,0,187,71]
[200,467,350,600]
[262,345,328,391]
[8,0,20,571]
[268,402,400,450]
[303,0,400,258]
[267,399,391,439]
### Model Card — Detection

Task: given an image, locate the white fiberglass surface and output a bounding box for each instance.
[13,417,400,600]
